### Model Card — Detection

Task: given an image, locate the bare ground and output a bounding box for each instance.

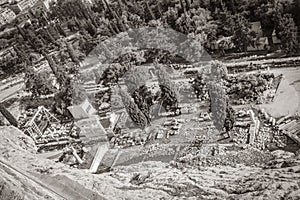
[259,67,300,118]
[0,126,300,200]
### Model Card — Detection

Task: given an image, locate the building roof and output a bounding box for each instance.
[249,21,263,38]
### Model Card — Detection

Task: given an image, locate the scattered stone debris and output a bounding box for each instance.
[58,143,87,167]
[130,172,151,185]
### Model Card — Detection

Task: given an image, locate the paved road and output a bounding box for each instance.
[0,83,24,102]
[0,159,65,200]
[0,159,107,200]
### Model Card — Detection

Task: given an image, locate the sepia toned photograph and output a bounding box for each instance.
[0,0,300,199]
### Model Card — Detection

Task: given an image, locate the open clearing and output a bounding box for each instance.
[259,67,300,118]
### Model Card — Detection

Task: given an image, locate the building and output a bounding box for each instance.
[10,0,39,14]
[43,0,55,10]
[210,36,235,50]
[68,99,97,120]
[0,47,15,59]
[15,12,31,24]
[30,1,48,15]
[0,0,9,6]
[82,0,94,5]
[272,30,281,45]
[30,0,56,15]
[247,22,269,51]
[0,8,16,26]
[75,115,108,140]
[249,21,264,38]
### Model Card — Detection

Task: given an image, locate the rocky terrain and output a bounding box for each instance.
[1,126,300,200]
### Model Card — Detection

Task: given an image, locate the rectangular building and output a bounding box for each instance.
[0,8,16,26]
[10,0,39,14]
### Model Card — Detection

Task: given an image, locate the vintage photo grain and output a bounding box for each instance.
[0,0,300,199]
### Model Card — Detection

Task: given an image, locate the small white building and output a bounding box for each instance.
[10,0,38,14]
[68,99,97,120]
[0,8,16,26]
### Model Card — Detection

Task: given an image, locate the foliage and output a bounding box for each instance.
[66,42,80,64]
[119,88,148,129]
[277,13,298,54]
[228,14,252,52]
[208,82,227,132]
[191,72,207,99]
[176,7,217,46]
[156,64,179,112]
[124,66,149,94]
[25,70,57,97]
[71,81,88,105]
[225,72,274,103]
[224,101,235,132]
[99,63,130,86]
[210,61,228,80]
[132,85,154,123]
[52,76,73,118]
[123,66,153,122]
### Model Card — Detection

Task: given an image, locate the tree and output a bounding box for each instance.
[99,63,128,86]
[66,42,80,64]
[40,27,59,47]
[124,67,149,94]
[256,0,293,51]
[42,51,58,76]
[224,101,235,132]
[0,39,9,50]
[277,14,298,54]
[56,23,67,37]
[85,19,97,36]
[292,0,300,27]
[145,1,156,21]
[13,45,30,66]
[210,61,228,80]
[119,89,148,129]
[25,70,56,97]
[42,51,68,87]
[208,82,226,132]
[53,76,73,118]
[175,7,217,45]
[78,32,97,55]
[228,14,252,52]
[71,81,88,105]
[156,64,179,112]
[124,66,153,123]
[191,72,207,99]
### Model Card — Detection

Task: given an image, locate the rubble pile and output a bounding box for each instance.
[58,143,88,167]
[231,128,249,144]
[231,109,256,145]
[142,144,176,159]
[110,118,184,148]
[257,110,299,149]
[110,129,148,148]
[229,108,295,150]
[175,144,274,168]
[271,131,287,148]
[254,126,272,149]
